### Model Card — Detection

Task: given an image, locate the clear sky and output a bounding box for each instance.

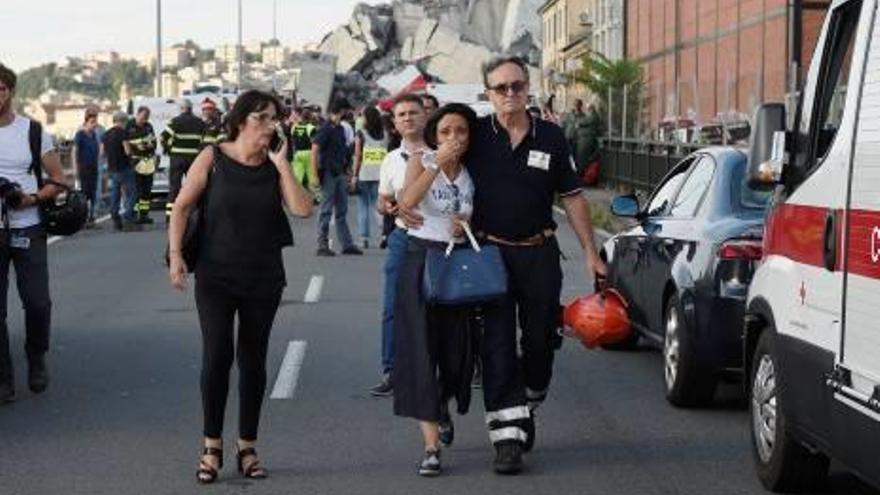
[0,0,382,71]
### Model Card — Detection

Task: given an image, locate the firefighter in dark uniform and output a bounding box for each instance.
[125,106,158,224]
[160,99,205,224]
[199,98,226,146]
[405,55,607,474]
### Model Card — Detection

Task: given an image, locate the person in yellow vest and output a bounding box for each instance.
[351,106,389,249]
[290,107,318,193]
[124,106,158,224]
[160,99,206,224]
[200,98,226,146]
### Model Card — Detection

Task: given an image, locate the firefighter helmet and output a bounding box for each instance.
[562,289,631,348]
[40,187,89,236]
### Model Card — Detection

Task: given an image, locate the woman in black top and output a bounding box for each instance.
[168,91,313,484]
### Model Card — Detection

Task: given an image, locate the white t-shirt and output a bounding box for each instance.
[0,115,54,228]
[408,167,474,244]
[379,145,423,229]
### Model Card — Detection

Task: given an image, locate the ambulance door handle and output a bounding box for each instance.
[823,210,838,272]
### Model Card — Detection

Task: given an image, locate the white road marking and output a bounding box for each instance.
[304,275,324,303]
[270,340,307,400]
[47,214,112,246]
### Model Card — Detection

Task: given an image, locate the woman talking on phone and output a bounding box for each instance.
[168,90,313,484]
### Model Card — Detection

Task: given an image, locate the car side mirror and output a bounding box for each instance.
[611,194,640,218]
[747,103,787,190]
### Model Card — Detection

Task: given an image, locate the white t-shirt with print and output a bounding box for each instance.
[408,167,474,244]
[0,115,54,228]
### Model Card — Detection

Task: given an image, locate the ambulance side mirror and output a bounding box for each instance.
[747,103,787,190]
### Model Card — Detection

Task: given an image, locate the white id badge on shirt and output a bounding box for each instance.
[10,235,30,250]
[527,150,550,171]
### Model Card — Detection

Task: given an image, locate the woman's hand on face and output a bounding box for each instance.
[169,253,188,291]
[436,140,462,169]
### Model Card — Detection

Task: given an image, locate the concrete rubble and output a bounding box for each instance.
[313,0,543,103]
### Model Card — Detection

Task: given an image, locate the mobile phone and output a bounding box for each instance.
[269,124,286,153]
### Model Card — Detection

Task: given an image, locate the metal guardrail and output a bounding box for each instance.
[599,138,703,192]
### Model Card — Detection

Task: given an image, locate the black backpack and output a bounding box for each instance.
[28,121,89,236]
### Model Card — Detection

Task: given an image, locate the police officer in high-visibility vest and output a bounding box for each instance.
[290,107,317,191]
[124,106,158,224]
[200,98,226,146]
[160,99,205,223]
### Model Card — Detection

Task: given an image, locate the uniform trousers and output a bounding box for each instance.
[480,237,563,445]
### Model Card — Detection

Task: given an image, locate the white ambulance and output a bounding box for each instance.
[744,0,880,491]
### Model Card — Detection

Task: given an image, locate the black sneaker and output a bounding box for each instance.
[379,236,388,249]
[439,420,454,448]
[493,442,523,475]
[0,381,14,405]
[523,413,535,452]
[471,362,482,389]
[341,246,363,255]
[369,373,393,397]
[418,449,441,477]
[112,215,123,231]
[316,247,336,257]
[27,353,48,394]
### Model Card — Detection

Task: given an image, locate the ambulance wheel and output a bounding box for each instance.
[750,330,829,492]
[663,295,717,407]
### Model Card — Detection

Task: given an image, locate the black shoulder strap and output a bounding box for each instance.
[28,120,44,188]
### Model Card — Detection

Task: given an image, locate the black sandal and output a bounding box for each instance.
[236,447,267,479]
[196,446,223,484]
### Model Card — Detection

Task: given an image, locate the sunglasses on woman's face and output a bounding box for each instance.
[448,183,461,213]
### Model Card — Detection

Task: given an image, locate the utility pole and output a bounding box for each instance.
[272,0,277,92]
[238,0,243,91]
[156,0,163,97]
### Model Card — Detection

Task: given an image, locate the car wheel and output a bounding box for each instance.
[750,329,829,492]
[663,294,717,407]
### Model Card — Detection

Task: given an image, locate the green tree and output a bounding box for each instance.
[575,52,645,139]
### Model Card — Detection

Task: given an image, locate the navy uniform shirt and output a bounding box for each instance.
[312,121,349,176]
[467,115,583,240]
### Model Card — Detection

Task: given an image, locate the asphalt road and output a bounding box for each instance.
[0,197,876,495]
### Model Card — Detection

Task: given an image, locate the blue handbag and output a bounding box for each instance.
[423,222,508,305]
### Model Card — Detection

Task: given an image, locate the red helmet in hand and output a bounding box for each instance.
[562,289,631,348]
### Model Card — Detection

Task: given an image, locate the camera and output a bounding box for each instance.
[0,177,25,209]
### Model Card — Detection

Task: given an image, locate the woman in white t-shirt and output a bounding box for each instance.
[393,103,477,477]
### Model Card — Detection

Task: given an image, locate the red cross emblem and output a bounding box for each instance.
[799,281,806,306]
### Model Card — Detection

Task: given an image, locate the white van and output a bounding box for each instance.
[744,0,879,491]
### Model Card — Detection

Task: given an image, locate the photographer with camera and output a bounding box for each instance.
[0,64,65,404]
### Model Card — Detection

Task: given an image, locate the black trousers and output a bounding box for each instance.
[0,226,51,384]
[480,238,562,444]
[195,278,282,441]
[392,237,473,422]
[134,172,153,218]
[168,156,195,221]
[77,164,98,218]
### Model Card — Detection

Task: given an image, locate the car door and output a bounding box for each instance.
[617,158,692,335]
[641,155,716,337]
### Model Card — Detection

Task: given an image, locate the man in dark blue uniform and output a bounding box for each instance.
[405,55,607,474]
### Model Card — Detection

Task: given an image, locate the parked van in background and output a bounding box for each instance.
[744,0,879,491]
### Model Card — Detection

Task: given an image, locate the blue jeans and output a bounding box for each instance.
[110,168,137,221]
[317,173,355,249]
[380,227,408,373]
[357,181,379,240]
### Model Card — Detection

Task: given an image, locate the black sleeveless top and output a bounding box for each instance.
[195,147,294,296]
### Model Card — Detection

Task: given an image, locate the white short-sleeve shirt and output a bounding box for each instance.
[379,145,423,230]
[0,115,54,228]
[407,167,475,244]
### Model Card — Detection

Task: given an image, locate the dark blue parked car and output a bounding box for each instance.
[601,147,772,407]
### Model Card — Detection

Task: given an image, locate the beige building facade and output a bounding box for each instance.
[539,0,592,114]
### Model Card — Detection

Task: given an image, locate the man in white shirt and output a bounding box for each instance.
[0,64,65,404]
[369,94,427,397]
